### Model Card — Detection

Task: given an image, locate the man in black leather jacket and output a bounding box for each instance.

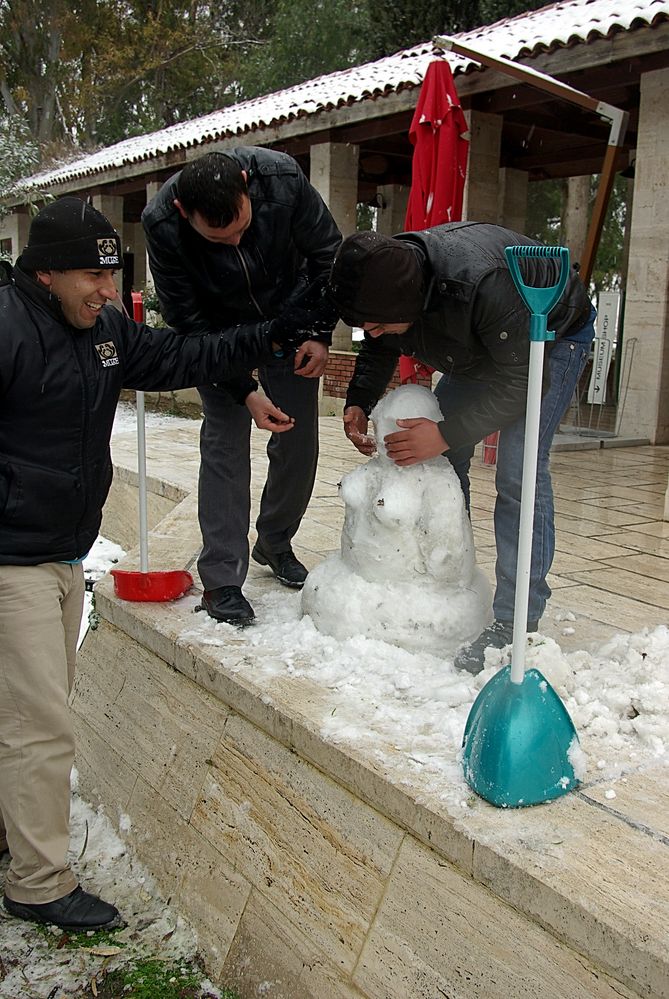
[328,224,595,673]
[142,149,341,625]
[0,197,306,934]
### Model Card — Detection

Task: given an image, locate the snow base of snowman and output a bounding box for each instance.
[302,385,492,657]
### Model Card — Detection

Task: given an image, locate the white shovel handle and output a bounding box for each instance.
[136,390,149,573]
[510,340,544,684]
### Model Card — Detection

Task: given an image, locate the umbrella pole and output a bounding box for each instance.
[510,339,544,684]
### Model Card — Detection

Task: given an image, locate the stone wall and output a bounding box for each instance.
[73,612,663,999]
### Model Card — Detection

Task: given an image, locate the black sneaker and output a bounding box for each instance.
[3,886,122,931]
[252,542,307,589]
[201,585,255,626]
[454,619,539,676]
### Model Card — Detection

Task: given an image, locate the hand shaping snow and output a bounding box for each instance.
[384,418,448,465]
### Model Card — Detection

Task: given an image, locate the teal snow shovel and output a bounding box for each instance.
[461,245,580,808]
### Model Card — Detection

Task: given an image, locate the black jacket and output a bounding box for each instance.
[0,262,275,565]
[141,146,342,401]
[345,222,592,450]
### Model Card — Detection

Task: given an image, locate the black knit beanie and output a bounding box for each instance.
[328,231,424,326]
[21,197,122,271]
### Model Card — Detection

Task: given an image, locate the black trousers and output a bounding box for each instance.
[197,355,319,590]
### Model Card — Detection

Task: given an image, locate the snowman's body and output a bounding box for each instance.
[301,385,492,656]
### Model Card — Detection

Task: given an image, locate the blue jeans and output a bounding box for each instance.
[434,318,593,624]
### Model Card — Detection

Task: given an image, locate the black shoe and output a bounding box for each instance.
[201,585,255,626]
[252,543,307,589]
[3,886,122,931]
[454,619,539,676]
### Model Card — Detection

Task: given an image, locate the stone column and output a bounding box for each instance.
[497,168,528,232]
[144,180,161,299]
[376,183,410,235]
[125,222,147,293]
[92,193,124,310]
[0,209,31,262]
[462,110,503,223]
[617,66,669,444]
[309,141,359,350]
[562,175,590,270]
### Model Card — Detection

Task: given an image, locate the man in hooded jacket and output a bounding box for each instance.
[328,224,595,673]
[0,197,309,932]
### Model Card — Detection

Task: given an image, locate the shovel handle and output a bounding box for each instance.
[130,291,149,573]
[505,246,570,341]
[504,245,570,684]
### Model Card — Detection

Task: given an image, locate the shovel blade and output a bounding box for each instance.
[462,666,579,808]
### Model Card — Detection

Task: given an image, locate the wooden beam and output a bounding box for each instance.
[579,143,620,286]
[437,34,629,284]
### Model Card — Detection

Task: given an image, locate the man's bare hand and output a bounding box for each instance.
[294,339,329,377]
[384,418,447,466]
[245,392,295,433]
[343,406,376,456]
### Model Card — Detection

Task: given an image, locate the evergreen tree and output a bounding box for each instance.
[0,113,39,217]
[366,0,549,56]
[237,0,373,100]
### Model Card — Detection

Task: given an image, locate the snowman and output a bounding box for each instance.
[301,384,492,656]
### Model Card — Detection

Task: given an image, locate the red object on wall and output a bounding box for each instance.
[399,59,469,386]
[483,431,500,465]
[131,290,144,323]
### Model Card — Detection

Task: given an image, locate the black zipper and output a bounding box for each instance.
[235,246,264,317]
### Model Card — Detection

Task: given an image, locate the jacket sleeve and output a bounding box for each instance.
[144,222,211,337]
[285,167,342,346]
[345,335,401,414]
[116,315,272,393]
[288,167,342,281]
[144,221,259,401]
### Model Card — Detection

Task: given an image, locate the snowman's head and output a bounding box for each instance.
[371,385,444,462]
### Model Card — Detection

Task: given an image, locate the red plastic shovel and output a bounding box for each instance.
[110,292,194,602]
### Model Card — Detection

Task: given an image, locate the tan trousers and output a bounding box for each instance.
[0,562,84,903]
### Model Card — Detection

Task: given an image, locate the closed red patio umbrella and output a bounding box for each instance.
[400,59,469,387]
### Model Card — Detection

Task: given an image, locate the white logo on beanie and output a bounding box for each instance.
[97,238,117,256]
[97,237,120,265]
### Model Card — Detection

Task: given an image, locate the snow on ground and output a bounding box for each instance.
[183,585,669,815]
[0,781,221,998]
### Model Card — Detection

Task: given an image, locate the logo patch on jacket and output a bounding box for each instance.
[97,238,120,265]
[95,341,119,367]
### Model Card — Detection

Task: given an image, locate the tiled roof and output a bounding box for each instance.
[11,0,668,194]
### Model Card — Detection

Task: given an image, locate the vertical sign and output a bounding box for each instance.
[587,291,620,404]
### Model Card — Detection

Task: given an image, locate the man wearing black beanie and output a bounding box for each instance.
[0,197,313,932]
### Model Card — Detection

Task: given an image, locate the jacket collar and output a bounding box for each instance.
[14,257,74,326]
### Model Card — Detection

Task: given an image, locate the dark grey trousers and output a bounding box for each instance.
[197,355,319,590]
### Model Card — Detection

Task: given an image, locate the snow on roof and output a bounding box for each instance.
[13,0,669,194]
